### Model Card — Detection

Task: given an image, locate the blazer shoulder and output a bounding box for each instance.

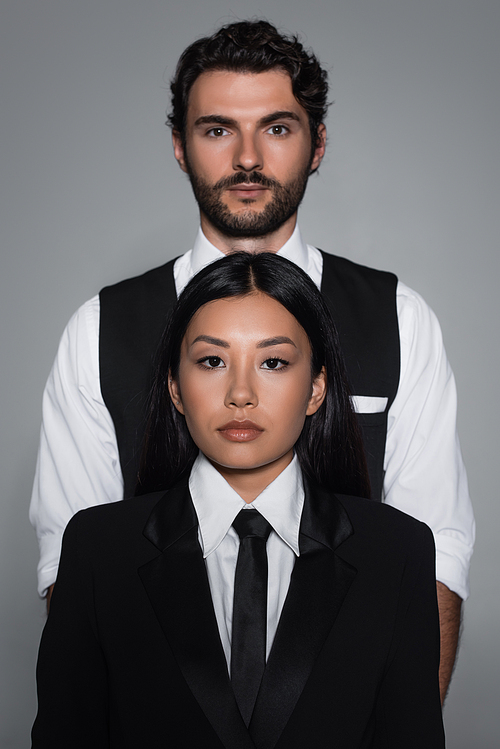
[334,493,435,561]
[65,491,167,547]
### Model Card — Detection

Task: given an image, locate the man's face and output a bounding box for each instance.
[173,70,325,240]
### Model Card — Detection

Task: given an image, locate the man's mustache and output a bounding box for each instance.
[213,171,279,190]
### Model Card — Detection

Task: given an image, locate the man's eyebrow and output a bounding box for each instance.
[191,335,230,348]
[193,111,301,128]
[258,110,301,126]
[257,336,297,349]
[193,115,237,127]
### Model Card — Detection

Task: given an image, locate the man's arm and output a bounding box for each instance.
[436,581,462,704]
[30,296,123,598]
[45,585,54,613]
[383,282,474,696]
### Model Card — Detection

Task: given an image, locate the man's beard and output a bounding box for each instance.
[185,163,311,238]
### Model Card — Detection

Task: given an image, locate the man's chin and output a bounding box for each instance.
[212,217,284,239]
[192,173,308,239]
[204,206,277,237]
[222,197,269,212]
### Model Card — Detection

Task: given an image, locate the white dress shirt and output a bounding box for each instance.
[189,452,303,670]
[29,224,475,599]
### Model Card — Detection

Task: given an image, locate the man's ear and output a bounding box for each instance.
[306,367,327,416]
[172,130,189,174]
[310,123,326,173]
[168,374,185,415]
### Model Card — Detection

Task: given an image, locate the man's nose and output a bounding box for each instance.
[233,132,263,173]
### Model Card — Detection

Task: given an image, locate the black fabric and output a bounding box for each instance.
[33,481,445,748]
[99,260,177,497]
[99,251,400,500]
[319,251,400,499]
[231,510,273,726]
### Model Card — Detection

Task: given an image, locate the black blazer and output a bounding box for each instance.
[32,481,444,748]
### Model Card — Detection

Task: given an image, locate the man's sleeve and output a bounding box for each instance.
[29,295,123,597]
[383,282,475,600]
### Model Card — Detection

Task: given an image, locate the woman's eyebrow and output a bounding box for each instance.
[190,335,296,349]
[191,335,229,348]
[257,336,296,349]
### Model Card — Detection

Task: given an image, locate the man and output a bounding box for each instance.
[30,19,474,703]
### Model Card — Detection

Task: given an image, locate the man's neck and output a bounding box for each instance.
[199,212,297,255]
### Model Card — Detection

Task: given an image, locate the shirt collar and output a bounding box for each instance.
[190,223,310,278]
[189,452,304,559]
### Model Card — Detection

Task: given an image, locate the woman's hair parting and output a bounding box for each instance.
[137,252,370,498]
[167,19,329,152]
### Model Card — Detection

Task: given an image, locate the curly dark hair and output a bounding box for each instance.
[167,19,329,149]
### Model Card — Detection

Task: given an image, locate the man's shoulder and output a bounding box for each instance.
[318,248,398,286]
[98,257,182,329]
[100,257,179,298]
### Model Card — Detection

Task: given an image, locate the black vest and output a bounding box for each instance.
[99,251,400,500]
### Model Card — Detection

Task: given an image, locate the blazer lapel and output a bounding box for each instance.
[138,483,255,749]
[250,480,357,749]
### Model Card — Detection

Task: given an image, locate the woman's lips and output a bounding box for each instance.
[218,420,264,442]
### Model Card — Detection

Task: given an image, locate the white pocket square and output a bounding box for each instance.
[351,395,388,414]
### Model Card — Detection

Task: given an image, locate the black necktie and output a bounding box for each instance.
[231,508,273,726]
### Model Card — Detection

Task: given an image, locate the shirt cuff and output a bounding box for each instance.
[36,533,63,598]
[434,534,473,601]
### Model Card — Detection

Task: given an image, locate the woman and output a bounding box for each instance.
[32,252,444,748]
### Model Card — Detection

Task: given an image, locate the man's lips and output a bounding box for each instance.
[218,420,264,442]
[227,184,269,198]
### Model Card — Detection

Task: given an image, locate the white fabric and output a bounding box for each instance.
[173,224,322,296]
[189,452,303,670]
[29,225,475,600]
[350,396,388,414]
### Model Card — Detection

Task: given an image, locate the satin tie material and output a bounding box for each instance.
[231,509,273,727]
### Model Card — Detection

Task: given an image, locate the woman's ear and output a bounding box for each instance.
[168,374,185,415]
[306,367,327,416]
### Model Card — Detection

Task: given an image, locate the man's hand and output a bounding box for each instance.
[436,581,462,704]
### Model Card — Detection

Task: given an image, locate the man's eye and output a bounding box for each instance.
[267,125,288,136]
[208,127,229,137]
[261,358,288,370]
[199,356,224,369]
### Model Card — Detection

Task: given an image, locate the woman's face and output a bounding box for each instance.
[169,292,326,490]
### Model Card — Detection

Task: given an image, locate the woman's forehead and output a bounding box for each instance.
[184,293,309,349]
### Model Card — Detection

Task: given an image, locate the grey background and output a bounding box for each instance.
[1,0,498,746]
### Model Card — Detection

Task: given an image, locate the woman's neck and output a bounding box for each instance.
[208,449,294,503]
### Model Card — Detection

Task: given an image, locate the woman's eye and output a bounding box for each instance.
[261,358,288,370]
[199,356,224,369]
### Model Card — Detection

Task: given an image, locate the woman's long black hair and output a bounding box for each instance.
[136,252,370,498]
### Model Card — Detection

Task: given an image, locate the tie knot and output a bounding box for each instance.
[232,509,273,541]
